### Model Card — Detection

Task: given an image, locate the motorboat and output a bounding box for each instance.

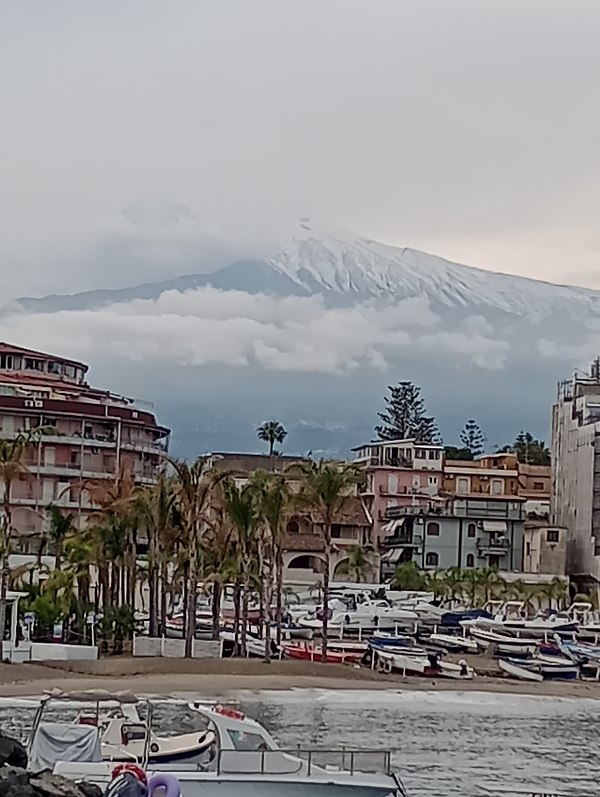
[422,632,479,654]
[461,601,578,635]
[375,649,474,680]
[567,602,600,639]
[469,627,537,656]
[370,632,415,648]
[29,690,217,766]
[498,658,543,682]
[297,599,418,632]
[33,693,403,797]
[500,657,578,681]
[281,640,365,664]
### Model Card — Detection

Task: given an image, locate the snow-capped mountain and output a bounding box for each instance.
[1,220,594,457]
[10,221,600,319]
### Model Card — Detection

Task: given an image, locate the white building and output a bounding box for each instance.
[551,360,600,581]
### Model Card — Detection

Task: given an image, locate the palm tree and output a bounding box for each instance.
[392,561,428,591]
[222,479,261,657]
[251,471,291,651]
[0,429,45,659]
[170,457,223,657]
[335,545,373,583]
[44,505,77,568]
[289,459,362,660]
[257,421,287,458]
[134,474,178,637]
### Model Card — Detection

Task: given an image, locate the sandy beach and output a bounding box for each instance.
[0,657,598,700]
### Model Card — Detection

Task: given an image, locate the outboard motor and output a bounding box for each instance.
[105,765,148,797]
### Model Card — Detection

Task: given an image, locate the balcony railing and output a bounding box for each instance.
[382,533,423,549]
[476,537,509,555]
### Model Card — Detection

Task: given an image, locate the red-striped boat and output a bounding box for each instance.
[281,642,363,664]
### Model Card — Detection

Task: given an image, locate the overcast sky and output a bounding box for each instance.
[2,0,600,300]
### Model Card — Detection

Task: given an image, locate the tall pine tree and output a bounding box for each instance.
[459,419,486,457]
[375,381,440,443]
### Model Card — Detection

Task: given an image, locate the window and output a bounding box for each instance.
[533,481,545,491]
[457,477,470,494]
[0,355,13,369]
[428,476,437,485]
[47,361,61,375]
[427,522,440,536]
[425,552,439,567]
[415,450,425,459]
[491,478,503,495]
[467,523,476,538]
[286,520,299,534]
[227,730,272,752]
[24,358,44,371]
[387,474,398,493]
[546,529,560,543]
[465,554,475,568]
[64,365,76,379]
[525,541,531,557]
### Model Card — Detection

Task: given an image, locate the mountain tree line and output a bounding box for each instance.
[375,381,550,465]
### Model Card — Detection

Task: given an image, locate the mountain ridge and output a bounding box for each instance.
[6,228,600,317]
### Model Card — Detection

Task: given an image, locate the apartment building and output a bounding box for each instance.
[380,494,525,578]
[0,343,169,550]
[206,452,376,583]
[352,438,444,543]
[551,360,600,582]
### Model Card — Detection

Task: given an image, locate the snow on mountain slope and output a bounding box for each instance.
[270,222,600,316]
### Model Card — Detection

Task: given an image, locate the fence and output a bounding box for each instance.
[132,636,220,658]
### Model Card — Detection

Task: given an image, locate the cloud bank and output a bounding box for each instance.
[0,288,511,374]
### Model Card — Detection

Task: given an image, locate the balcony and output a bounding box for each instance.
[476,537,509,556]
[382,533,423,551]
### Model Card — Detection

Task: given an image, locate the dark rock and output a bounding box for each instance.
[29,771,86,797]
[0,736,27,769]
[76,784,102,797]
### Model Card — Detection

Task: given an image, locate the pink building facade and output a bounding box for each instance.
[353,438,444,542]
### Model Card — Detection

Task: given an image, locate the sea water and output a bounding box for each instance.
[0,689,597,797]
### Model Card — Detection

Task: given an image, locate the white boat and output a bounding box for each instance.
[426,632,479,654]
[461,601,578,635]
[498,659,543,682]
[298,599,417,632]
[469,627,537,656]
[32,692,401,797]
[29,690,216,765]
[375,649,474,680]
[502,657,579,681]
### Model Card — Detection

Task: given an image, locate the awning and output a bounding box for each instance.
[382,519,402,534]
[482,520,507,533]
[381,548,402,563]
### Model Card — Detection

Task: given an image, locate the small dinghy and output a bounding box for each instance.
[425,632,479,654]
[498,658,544,682]
[281,641,363,663]
[470,627,537,655]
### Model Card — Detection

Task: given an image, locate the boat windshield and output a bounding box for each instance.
[226,729,273,751]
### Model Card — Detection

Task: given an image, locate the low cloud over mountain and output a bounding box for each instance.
[1,225,595,456]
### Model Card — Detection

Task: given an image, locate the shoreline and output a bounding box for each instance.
[0,658,599,700]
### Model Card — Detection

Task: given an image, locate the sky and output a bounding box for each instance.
[2,0,600,301]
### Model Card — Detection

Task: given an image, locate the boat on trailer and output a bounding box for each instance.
[30,692,403,797]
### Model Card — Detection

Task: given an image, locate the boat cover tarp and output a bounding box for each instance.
[29,722,102,772]
[440,609,492,627]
